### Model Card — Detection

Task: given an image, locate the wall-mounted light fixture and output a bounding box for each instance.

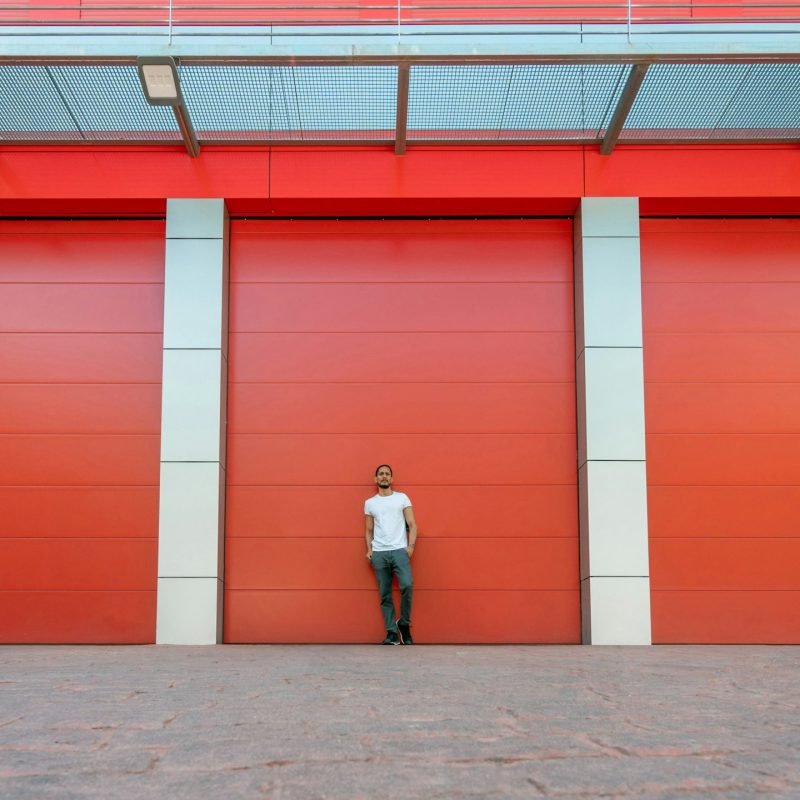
[137,57,200,158]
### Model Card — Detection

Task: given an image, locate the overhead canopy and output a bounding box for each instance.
[2,9,799,153]
[2,59,799,150]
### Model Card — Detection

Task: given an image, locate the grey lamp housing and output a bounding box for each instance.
[137,56,200,157]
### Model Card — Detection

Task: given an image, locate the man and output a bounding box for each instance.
[364,464,417,645]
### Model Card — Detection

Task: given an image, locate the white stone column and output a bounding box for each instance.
[156,199,228,644]
[574,198,651,645]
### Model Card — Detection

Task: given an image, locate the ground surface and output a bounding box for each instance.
[1,645,798,799]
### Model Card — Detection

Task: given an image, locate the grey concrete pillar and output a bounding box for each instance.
[574,198,651,645]
[156,199,229,644]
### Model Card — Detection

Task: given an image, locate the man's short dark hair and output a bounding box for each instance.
[375,464,393,476]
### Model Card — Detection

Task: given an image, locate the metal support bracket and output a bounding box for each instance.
[600,63,649,156]
[395,64,410,155]
[173,102,200,158]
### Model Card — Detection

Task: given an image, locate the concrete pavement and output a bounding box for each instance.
[1,645,799,799]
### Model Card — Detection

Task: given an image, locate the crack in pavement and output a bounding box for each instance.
[92,729,115,752]
[585,735,633,756]
[445,753,596,765]
[124,753,163,776]
[715,755,794,785]
[163,756,376,775]
[523,779,790,799]
[121,690,147,701]
[585,686,616,704]
[526,776,549,796]
[583,735,743,760]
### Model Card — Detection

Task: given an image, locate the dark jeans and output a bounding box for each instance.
[370,548,413,632]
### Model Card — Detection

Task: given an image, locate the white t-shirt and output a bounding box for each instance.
[365,491,412,552]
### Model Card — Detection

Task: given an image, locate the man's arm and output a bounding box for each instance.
[365,514,374,560]
[403,506,417,556]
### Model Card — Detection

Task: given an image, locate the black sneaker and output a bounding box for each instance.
[398,623,413,645]
[382,631,400,645]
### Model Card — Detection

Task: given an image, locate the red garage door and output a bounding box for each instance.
[0,220,163,643]
[642,219,800,643]
[225,219,579,643]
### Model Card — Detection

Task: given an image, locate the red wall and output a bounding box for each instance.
[8,0,794,26]
[1,143,799,644]
[1,145,799,219]
[0,221,163,643]
[224,219,580,643]
[642,219,800,644]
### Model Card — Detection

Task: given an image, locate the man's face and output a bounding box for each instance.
[375,467,393,490]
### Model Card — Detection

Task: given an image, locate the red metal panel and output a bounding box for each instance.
[642,283,800,334]
[0,486,159,538]
[2,147,800,218]
[412,590,581,644]
[0,539,157,591]
[229,383,576,434]
[228,433,577,486]
[650,539,800,590]
[690,0,800,20]
[0,220,163,237]
[255,198,583,217]
[647,434,800,486]
[232,220,573,283]
[231,282,573,333]
[11,0,796,27]
[0,591,156,644]
[0,227,165,282]
[0,435,160,486]
[224,590,581,644]
[227,485,578,539]
[648,485,800,539]
[639,198,800,217]
[227,538,578,590]
[0,148,268,201]
[644,333,800,383]
[9,0,80,23]
[585,146,800,199]
[0,200,166,217]
[0,284,164,333]
[650,591,800,645]
[645,383,800,434]
[269,148,585,201]
[643,219,800,643]
[0,334,163,384]
[640,219,800,283]
[230,332,574,383]
[0,385,161,434]
[0,221,163,644]
[225,219,578,643]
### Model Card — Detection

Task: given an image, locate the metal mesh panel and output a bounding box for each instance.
[180,65,290,138]
[1,61,799,145]
[0,66,81,140]
[290,66,396,139]
[716,63,800,138]
[502,64,630,137]
[180,65,396,140]
[623,62,800,141]
[48,66,179,139]
[408,64,630,140]
[408,65,511,139]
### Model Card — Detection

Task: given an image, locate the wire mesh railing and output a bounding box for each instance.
[1,0,799,29]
